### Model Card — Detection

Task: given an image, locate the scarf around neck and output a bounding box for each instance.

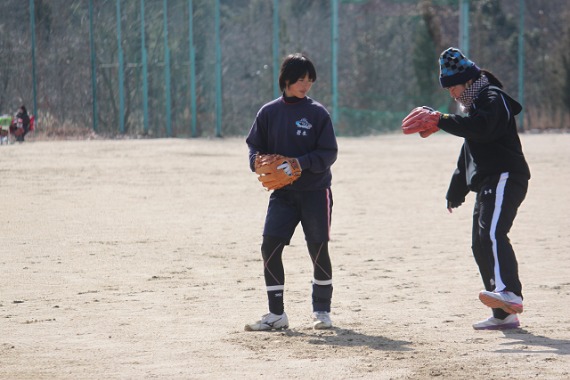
[456,74,490,113]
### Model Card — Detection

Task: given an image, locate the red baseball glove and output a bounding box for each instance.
[254,154,302,191]
[402,106,441,138]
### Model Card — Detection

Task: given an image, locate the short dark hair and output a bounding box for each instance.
[278,53,317,92]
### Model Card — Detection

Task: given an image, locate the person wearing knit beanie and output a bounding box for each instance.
[401,47,531,331]
[438,47,481,88]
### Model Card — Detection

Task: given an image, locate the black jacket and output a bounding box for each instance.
[16,111,31,131]
[438,86,531,203]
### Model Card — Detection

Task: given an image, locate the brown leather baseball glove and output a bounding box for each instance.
[254,154,302,191]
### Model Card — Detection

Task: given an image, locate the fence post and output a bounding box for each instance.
[518,0,525,130]
[273,0,280,99]
[189,0,197,137]
[30,0,38,124]
[141,0,149,135]
[163,0,172,137]
[89,0,98,133]
[331,0,339,125]
[215,0,222,137]
[459,0,469,55]
[116,0,125,134]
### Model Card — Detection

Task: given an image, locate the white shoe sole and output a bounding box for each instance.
[473,318,520,330]
[479,292,523,314]
[244,324,288,331]
[313,321,332,330]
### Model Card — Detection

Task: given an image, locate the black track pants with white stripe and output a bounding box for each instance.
[472,172,528,302]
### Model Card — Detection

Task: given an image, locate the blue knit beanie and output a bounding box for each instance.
[439,47,481,88]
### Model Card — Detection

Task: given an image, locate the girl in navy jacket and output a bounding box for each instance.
[245,53,338,331]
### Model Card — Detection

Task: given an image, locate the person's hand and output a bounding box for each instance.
[401,106,441,136]
[277,159,301,176]
[255,154,301,191]
[446,200,463,213]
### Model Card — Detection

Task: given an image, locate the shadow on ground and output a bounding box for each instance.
[498,329,570,355]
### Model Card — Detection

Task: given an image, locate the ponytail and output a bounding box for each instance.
[481,70,503,88]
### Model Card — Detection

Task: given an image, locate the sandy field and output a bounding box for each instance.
[1,133,569,379]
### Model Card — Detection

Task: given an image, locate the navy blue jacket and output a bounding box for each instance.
[246,96,338,191]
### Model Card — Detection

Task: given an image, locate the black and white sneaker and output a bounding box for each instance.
[244,312,289,331]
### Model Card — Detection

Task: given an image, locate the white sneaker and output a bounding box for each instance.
[473,314,520,330]
[244,312,289,331]
[312,311,332,330]
[479,290,523,314]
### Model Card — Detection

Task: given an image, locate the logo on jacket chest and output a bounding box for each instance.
[295,118,312,136]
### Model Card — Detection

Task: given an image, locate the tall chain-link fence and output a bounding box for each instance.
[0,0,568,138]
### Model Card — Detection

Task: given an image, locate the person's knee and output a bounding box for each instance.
[307,241,329,254]
[307,241,332,279]
[477,227,493,245]
[261,236,286,260]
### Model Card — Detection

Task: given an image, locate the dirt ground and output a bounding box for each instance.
[1,133,569,379]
